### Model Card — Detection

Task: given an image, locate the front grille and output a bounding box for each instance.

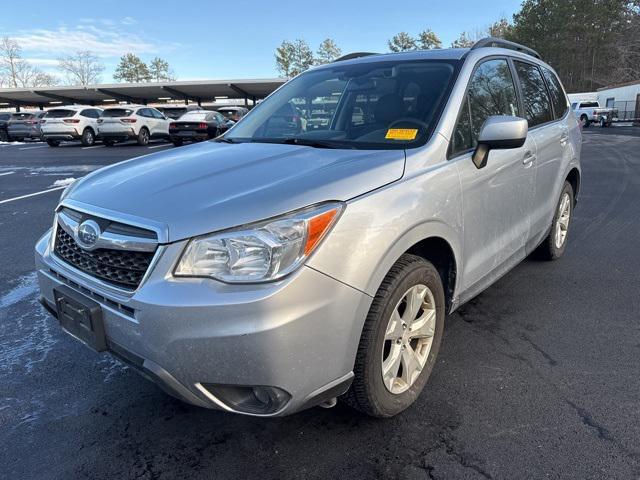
[54,227,155,290]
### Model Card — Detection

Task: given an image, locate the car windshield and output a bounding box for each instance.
[102,108,134,117]
[223,59,457,149]
[45,109,76,118]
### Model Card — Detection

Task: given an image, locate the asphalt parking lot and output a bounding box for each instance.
[1,130,639,480]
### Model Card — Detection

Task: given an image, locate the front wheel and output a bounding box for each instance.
[46,139,60,147]
[342,254,445,417]
[581,115,590,128]
[536,181,574,260]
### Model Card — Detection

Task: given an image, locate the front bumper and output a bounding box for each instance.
[35,229,371,416]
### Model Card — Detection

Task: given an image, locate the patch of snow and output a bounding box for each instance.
[51,177,77,188]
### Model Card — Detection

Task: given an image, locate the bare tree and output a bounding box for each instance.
[58,51,104,86]
[0,37,23,88]
[0,36,58,87]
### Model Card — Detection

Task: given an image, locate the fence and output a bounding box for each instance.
[611,100,639,122]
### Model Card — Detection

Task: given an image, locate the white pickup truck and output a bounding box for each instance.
[571,101,617,128]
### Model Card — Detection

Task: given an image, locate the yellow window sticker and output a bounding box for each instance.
[385,128,418,140]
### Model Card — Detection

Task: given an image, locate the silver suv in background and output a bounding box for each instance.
[41,106,103,147]
[35,38,581,418]
[6,111,46,141]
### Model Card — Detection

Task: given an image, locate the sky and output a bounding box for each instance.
[1,0,523,82]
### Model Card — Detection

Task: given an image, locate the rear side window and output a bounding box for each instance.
[46,109,76,118]
[514,61,553,127]
[451,58,520,156]
[11,113,34,120]
[579,101,598,108]
[541,68,568,119]
[102,109,133,118]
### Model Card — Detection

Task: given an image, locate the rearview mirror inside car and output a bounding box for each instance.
[472,116,528,169]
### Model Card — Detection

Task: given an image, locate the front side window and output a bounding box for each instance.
[223,59,458,149]
[541,68,568,119]
[515,61,553,127]
[451,58,520,156]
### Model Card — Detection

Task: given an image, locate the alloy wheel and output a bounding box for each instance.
[554,192,571,249]
[381,284,436,394]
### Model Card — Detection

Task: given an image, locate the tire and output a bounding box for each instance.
[581,115,590,128]
[0,130,7,142]
[81,128,95,146]
[103,139,115,147]
[342,254,445,417]
[46,139,60,147]
[137,128,150,146]
[536,181,574,261]
[599,117,607,128]
[172,139,183,147]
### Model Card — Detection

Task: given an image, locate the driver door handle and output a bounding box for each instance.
[523,150,536,166]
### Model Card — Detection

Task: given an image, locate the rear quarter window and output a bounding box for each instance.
[541,68,568,119]
[514,61,554,127]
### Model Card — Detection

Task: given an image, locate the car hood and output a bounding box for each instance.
[64,141,405,242]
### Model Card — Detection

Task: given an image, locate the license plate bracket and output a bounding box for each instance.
[54,286,106,352]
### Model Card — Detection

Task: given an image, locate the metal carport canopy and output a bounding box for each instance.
[0,78,286,109]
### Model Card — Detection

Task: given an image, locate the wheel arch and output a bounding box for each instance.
[566,167,580,205]
[362,221,462,314]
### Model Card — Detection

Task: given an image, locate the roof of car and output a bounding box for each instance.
[47,105,99,110]
[319,48,470,69]
[218,107,246,111]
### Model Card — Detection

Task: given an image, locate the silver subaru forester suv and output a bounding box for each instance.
[35,38,581,417]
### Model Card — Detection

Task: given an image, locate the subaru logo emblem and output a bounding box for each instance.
[76,220,101,250]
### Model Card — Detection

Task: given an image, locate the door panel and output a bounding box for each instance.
[456,139,536,296]
[449,57,535,297]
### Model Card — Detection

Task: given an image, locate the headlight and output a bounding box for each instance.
[174,202,344,283]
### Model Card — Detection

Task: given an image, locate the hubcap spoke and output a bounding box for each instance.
[384,310,404,341]
[402,285,426,323]
[400,345,422,386]
[382,344,402,389]
[409,309,436,338]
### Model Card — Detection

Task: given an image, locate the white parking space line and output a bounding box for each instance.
[0,186,65,205]
[0,171,15,177]
[18,145,48,150]
[82,145,104,150]
[148,144,171,149]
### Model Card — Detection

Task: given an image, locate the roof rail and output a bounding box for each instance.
[471,37,541,59]
[333,52,378,62]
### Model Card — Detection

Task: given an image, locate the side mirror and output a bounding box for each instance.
[472,116,528,169]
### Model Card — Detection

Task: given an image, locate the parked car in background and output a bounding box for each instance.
[571,100,617,127]
[217,106,248,122]
[41,106,103,147]
[169,110,233,146]
[157,105,205,120]
[7,111,46,141]
[0,112,11,141]
[97,106,170,146]
[35,38,581,418]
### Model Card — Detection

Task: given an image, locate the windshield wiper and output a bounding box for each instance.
[214,137,240,144]
[279,138,355,149]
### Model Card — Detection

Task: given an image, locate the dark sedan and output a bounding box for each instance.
[169,111,233,146]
